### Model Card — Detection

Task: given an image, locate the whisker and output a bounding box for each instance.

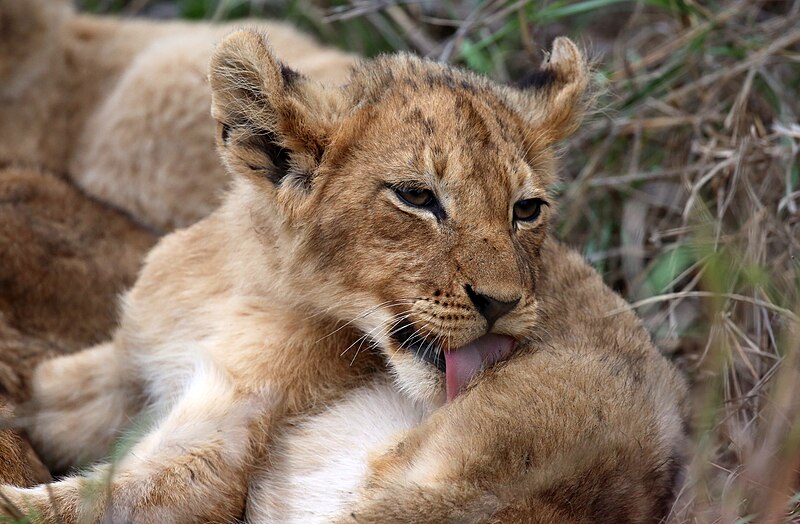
[422,330,443,363]
[340,309,413,358]
[315,299,417,344]
[340,332,370,359]
[396,319,430,354]
[350,313,411,361]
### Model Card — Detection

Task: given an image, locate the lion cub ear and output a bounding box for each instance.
[507,37,591,146]
[209,30,341,190]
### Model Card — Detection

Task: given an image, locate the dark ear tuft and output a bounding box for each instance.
[280,64,301,87]
[515,69,557,91]
[248,129,292,185]
[507,37,591,146]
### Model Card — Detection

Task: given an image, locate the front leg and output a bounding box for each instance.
[1,364,275,523]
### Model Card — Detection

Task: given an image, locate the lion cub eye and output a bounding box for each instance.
[513,198,547,223]
[395,187,437,209]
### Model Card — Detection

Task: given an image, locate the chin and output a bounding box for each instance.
[384,350,446,409]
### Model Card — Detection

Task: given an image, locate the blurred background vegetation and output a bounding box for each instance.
[76,0,800,521]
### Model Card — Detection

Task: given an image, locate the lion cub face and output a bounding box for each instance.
[210,32,588,404]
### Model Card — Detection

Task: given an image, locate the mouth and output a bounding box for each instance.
[392,320,447,372]
[391,319,516,400]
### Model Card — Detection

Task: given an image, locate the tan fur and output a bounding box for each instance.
[0,400,50,487]
[0,0,354,230]
[0,30,686,523]
[0,166,155,489]
[0,167,155,401]
[336,239,688,523]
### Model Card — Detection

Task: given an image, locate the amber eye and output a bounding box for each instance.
[513,198,547,222]
[394,187,437,208]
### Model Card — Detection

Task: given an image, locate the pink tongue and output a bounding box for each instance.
[445,334,515,401]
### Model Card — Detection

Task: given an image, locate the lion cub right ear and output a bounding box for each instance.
[209,30,343,191]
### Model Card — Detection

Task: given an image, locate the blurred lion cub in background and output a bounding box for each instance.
[1,11,687,523]
[0,0,353,230]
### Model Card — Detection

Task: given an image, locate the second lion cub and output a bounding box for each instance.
[1,31,686,522]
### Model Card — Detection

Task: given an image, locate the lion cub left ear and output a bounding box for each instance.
[506,37,591,147]
[209,30,342,190]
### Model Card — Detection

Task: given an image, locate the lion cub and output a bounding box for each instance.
[1,31,686,522]
[0,0,353,230]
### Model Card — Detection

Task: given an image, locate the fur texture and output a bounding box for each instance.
[0,29,687,523]
[0,0,354,230]
[0,167,155,401]
[332,240,688,523]
[0,166,155,489]
[0,400,50,487]
[250,380,426,522]
[250,241,688,524]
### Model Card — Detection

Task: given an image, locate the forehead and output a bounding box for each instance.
[344,81,549,194]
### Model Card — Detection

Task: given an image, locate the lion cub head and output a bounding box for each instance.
[210,31,589,405]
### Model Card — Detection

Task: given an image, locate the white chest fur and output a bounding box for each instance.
[247,381,428,523]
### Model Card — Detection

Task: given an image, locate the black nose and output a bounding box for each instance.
[464,285,520,330]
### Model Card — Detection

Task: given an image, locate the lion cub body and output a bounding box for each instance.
[0,27,687,523]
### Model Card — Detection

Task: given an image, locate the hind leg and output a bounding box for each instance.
[21,341,142,472]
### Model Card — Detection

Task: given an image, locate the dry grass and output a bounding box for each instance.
[76,0,800,521]
[553,4,800,521]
